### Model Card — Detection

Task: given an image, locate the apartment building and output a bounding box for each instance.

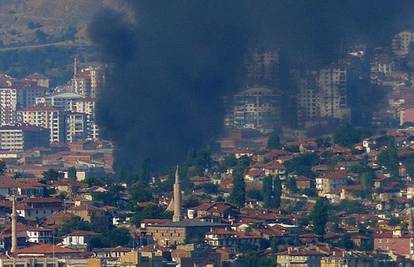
[17,104,66,143]
[318,66,350,120]
[0,88,17,126]
[0,125,49,151]
[392,31,414,57]
[226,87,281,133]
[66,112,88,143]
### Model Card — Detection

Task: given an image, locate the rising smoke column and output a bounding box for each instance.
[89,1,414,176]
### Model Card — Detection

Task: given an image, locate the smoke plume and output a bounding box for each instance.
[89,1,414,176]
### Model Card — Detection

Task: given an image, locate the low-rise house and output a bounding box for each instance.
[295,176,312,190]
[62,230,96,250]
[374,229,413,258]
[205,228,263,249]
[277,247,326,266]
[23,225,53,244]
[16,197,63,221]
[14,244,81,258]
[67,204,107,223]
[316,171,348,196]
[93,246,133,259]
[189,202,238,220]
[146,221,226,247]
[0,176,45,197]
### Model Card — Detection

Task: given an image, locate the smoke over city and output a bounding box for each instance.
[89,1,414,175]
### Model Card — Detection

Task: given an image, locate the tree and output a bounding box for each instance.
[267,132,281,149]
[285,154,319,177]
[200,183,219,194]
[262,176,273,208]
[42,169,63,182]
[221,154,237,170]
[405,157,414,178]
[0,161,6,175]
[68,167,77,181]
[273,176,282,208]
[360,171,374,199]
[131,204,172,225]
[377,138,399,177]
[129,183,152,204]
[311,198,330,238]
[262,176,282,209]
[285,176,298,193]
[229,170,245,207]
[333,124,369,148]
[139,158,152,184]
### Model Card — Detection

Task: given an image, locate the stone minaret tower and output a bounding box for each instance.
[409,207,414,235]
[172,166,182,222]
[11,196,17,253]
[73,57,78,79]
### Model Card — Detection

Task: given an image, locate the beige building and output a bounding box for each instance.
[17,104,66,143]
[0,125,49,151]
[66,112,88,143]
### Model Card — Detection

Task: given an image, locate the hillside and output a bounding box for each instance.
[0,0,127,47]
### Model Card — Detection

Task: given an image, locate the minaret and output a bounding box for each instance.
[172,166,182,222]
[11,196,17,253]
[73,57,78,79]
[409,207,414,235]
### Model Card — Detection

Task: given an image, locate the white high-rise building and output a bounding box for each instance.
[0,88,17,126]
[318,66,350,120]
[66,112,88,143]
[17,104,66,143]
[392,31,414,57]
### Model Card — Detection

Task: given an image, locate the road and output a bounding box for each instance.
[0,41,89,52]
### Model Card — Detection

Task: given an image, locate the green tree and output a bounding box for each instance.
[285,154,319,177]
[360,171,374,199]
[42,169,63,182]
[131,204,172,225]
[68,167,77,181]
[273,176,282,208]
[286,176,298,193]
[262,176,272,208]
[0,161,6,175]
[267,132,281,149]
[129,183,152,204]
[221,154,237,170]
[262,176,282,208]
[377,138,399,177]
[311,198,330,238]
[229,170,245,207]
[139,158,152,184]
[405,157,414,178]
[333,124,369,148]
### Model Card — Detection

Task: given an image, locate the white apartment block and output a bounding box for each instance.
[36,92,84,111]
[0,126,49,151]
[66,112,88,143]
[0,88,17,126]
[17,105,66,143]
[392,31,414,57]
[16,86,48,109]
[318,66,350,120]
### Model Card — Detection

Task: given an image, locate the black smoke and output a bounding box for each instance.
[89,1,414,176]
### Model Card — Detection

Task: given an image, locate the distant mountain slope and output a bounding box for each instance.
[0,0,126,47]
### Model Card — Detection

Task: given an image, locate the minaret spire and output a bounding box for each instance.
[73,57,78,79]
[11,196,17,253]
[409,207,414,235]
[172,165,182,222]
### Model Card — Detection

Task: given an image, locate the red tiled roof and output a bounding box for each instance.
[15,244,80,255]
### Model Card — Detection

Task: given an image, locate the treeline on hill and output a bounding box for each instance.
[0,46,97,86]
